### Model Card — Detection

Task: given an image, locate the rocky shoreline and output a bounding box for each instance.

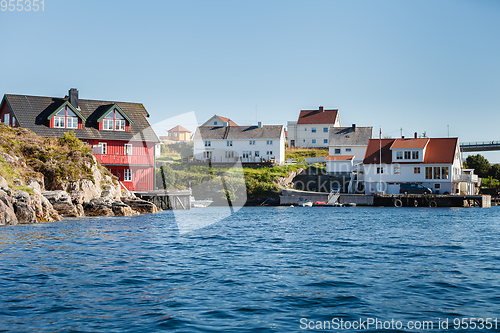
[0,184,159,226]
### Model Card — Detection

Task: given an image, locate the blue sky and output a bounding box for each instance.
[1,0,499,160]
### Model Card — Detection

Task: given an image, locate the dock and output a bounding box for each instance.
[374,194,491,208]
[133,189,192,210]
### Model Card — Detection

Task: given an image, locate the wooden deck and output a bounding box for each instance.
[133,189,192,210]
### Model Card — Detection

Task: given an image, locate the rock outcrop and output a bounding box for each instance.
[121,197,160,214]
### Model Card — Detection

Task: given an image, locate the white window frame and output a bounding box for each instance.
[267,140,273,145]
[324,139,328,144]
[103,119,113,130]
[54,116,65,128]
[125,144,133,155]
[396,151,403,160]
[205,141,211,147]
[323,127,328,133]
[312,139,316,144]
[99,142,107,155]
[4,114,10,126]
[124,169,132,182]
[66,117,78,129]
[255,151,260,157]
[227,141,233,146]
[115,119,125,131]
[312,127,316,133]
[249,140,255,145]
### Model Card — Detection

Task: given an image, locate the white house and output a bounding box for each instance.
[193,122,285,165]
[328,125,372,164]
[325,155,355,174]
[201,115,238,127]
[287,106,341,148]
[363,136,478,195]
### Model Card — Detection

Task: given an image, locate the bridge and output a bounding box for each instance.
[460,141,500,152]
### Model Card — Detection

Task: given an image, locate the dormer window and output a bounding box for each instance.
[54,107,78,129]
[103,110,126,131]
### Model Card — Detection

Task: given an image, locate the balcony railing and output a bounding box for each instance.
[94,154,154,165]
[453,174,479,182]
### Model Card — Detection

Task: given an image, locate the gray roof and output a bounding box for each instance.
[2,94,159,142]
[195,125,283,140]
[329,126,372,146]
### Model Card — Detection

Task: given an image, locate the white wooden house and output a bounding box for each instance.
[328,125,372,164]
[362,136,478,195]
[193,122,285,165]
[287,106,341,148]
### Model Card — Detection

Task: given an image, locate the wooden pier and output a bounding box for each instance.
[374,194,491,208]
[133,189,192,210]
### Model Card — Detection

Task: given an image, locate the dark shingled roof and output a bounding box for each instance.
[194,125,283,140]
[329,126,372,146]
[2,94,159,142]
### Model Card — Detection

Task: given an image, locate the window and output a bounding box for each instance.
[404,151,411,159]
[396,151,403,160]
[324,139,328,144]
[11,116,16,126]
[304,128,307,131]
[267,140,273,145]
[214,121,217,125]
[249,140,255,145]
[242,151,251,158]
[425,167,432,179]
[225,151,234,158]
[4,114,10,126]
[312,128,316,133]
[334,148,341,154]
[303,139,306,142]
[125,144,132,155]
[99,142,107,155]
[203,151,212,159]
[173,132,178,137]
[412,151,419,159]
[414,167,421,174]
[377,167,384,174]
[394,165,401,174]
[124,169,132,182]
[435,184,441,189]
[312,139,316,144]
[255,151,260,157]
[54,116,65,128]
[103,110,126,131]
[267,151,273,155]
[323,127,328,133]
[442,167,449,180]
[204,141,211,147]
[53,107,78,129]
[346,148,351,152]
[227,141,232,146]
[434,167,441,179]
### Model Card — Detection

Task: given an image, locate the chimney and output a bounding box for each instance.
[318,106,324,113]
[402,135,405,139]
[352,124,356,132]
[414,132,418,139]
[258,121,262,128]
[69,88,79,109]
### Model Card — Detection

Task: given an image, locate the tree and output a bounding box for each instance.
[465,154,491,178]
[160,164,175,189]
[489,164,500,180]
[421,131,427,138]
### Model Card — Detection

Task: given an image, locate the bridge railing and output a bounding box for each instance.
[460,141,500,147]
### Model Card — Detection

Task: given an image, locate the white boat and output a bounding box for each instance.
[190,197,213,208]
[297,198,313,207]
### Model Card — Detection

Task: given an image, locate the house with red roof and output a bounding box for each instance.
[0,89,159,192]
[362,135,478,195]
[201,115,238,127]
[287,106,341,148]
[165,125,191,142]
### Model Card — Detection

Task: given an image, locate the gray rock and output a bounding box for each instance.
[0,190,17,225]
[121,198,160,214]
[14,201,36,224]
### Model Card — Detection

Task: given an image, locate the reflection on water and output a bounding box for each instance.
[0,207,500,332]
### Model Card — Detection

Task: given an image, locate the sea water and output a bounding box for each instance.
[1,206,500,332]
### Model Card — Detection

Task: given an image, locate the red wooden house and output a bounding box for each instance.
[0,89,159,191]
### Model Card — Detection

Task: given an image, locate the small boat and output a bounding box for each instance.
[190,197,213,208]
[297,198,313,207]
